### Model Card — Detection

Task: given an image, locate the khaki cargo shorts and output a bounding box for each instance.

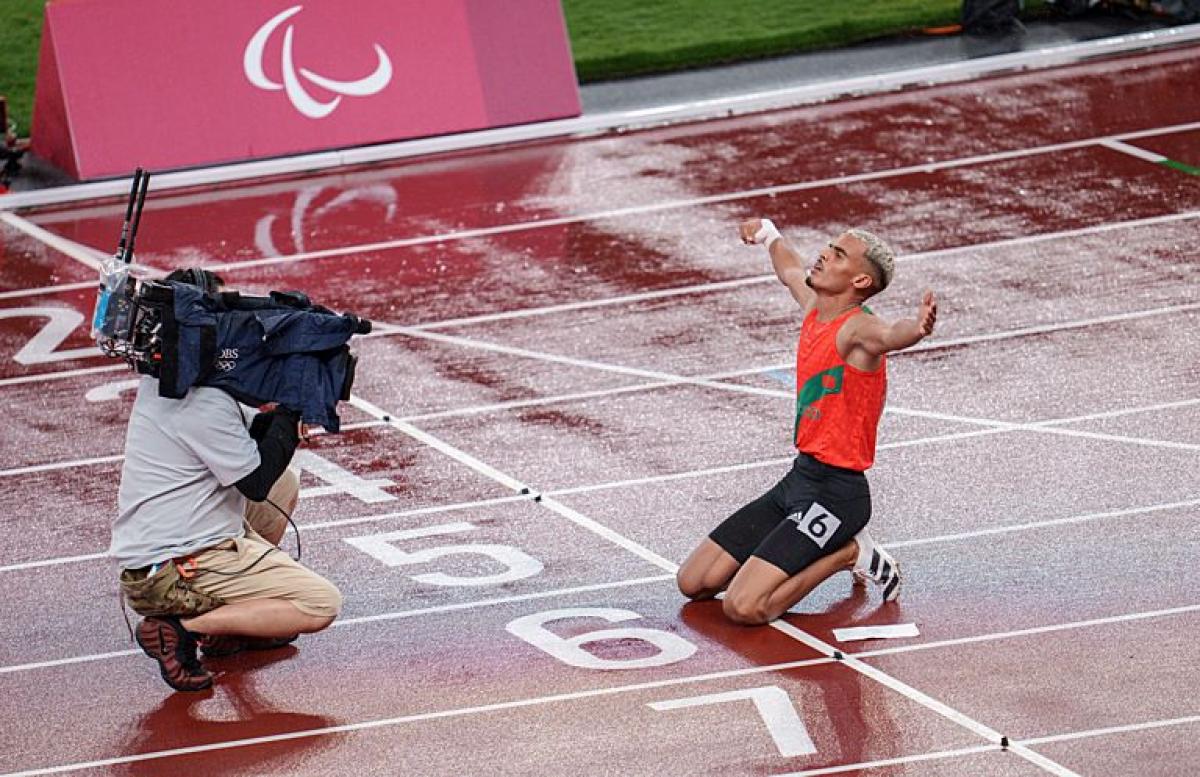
[119,468,340,618]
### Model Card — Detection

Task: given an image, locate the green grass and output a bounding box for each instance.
[0,0,43,138]
[565,0,1047,82]
[0,0,1049,139]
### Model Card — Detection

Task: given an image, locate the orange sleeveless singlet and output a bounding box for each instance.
[792,306,887,471]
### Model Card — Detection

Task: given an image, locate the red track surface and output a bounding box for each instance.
[2,44,1199,776]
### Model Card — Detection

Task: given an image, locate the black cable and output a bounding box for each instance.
[265,496,302,561]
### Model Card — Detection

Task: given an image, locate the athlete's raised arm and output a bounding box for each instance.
[848,289,938,357]
[739,218,816,310]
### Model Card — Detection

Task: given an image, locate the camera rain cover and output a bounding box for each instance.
[157,283,370,432]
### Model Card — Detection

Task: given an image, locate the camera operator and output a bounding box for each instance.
[109,268,342,693]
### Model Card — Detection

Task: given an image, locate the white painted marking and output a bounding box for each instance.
[778,713,1200,775]
[83,379,140,402]
[393,325,787,401]
[343,522,543,586]
[832,623,920,642]
[348,392,681,572]
[776,744,995,776]
[85,120,1200,281]
[1100,138,1168,164]
[887,497,1200,551]
[1024,713,1200,747]
[291,449,396,503]
[9,599,1193,774]
[650,685,816,756]
[537,492,680,573]
[0,364,125,388]
[768,620,1081,776]
[335,574,674,627]
[347,394,527,491]
[860,604,1200,662]
[907,300,1200,354]
[0,653,834,775]
[0,211,105,271]
[887,405,1200,452]
[506,607,697,670]
[0,307,100,364]
[0,455,124,478]
[5,204,1200,316]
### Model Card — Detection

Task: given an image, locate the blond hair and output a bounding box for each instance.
[845,228,894,293]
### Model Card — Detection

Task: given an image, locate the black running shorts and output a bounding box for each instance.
[708,453,872,576]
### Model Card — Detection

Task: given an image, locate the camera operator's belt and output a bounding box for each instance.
[125,539,238,580]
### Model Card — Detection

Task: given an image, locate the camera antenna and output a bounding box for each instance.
[123,168,151,264]
[115,168,143,262]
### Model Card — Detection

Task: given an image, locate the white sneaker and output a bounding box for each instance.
[852,529,902,602]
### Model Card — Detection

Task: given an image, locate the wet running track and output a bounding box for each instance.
[1,42,1199,777]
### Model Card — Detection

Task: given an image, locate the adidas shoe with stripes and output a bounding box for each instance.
[852,529,902,602]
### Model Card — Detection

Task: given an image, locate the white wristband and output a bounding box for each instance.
[754,219,782,249]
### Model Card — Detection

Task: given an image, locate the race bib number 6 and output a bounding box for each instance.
[789,502,842,548]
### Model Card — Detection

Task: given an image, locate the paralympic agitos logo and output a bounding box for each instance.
[243,5,393,119]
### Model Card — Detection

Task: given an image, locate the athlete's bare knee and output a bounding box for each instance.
[676,569,716,600]
[722,594,770,626]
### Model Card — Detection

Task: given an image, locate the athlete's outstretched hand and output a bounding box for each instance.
[917,290,937,338]
[738,218,765,245]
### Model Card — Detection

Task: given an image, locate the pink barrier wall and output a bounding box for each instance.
[32,0,581,181]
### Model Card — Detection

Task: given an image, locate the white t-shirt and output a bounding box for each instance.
[109,378,260,569]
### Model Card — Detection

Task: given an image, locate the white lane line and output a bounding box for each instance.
[0,653,836,776]
[0,419,388,480]
[768,619,1080,776]
[0,212,105,272]
[1100,138,1169,164]
[415,275,775,331]
[0,454,124,478]
[0,280,93,302]
[392,325,788,400]
[27,120,1200,280]
[887,497,1200,551]
[6,203,1200,309]
[860,603,1200,661]
[302,494,529,532]
[0,364,125,388]
[403,207,1200,332]
[0,574,677,675]
[777,712,1200,775]
[887,406,1200,453]
[906,300,1200,354]
[379,305,1200,456]
[777,745,998,776]
[0,649,140,675]
[0,551,111,573]
[2,395,1194,574]
[1024,713,1200,747]
[2,246,1197,400]
[347,393,680,571]
[336,574,674,627]
[378,298,1200,400]
[5,600,1196,774]
[347,394,526,491]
